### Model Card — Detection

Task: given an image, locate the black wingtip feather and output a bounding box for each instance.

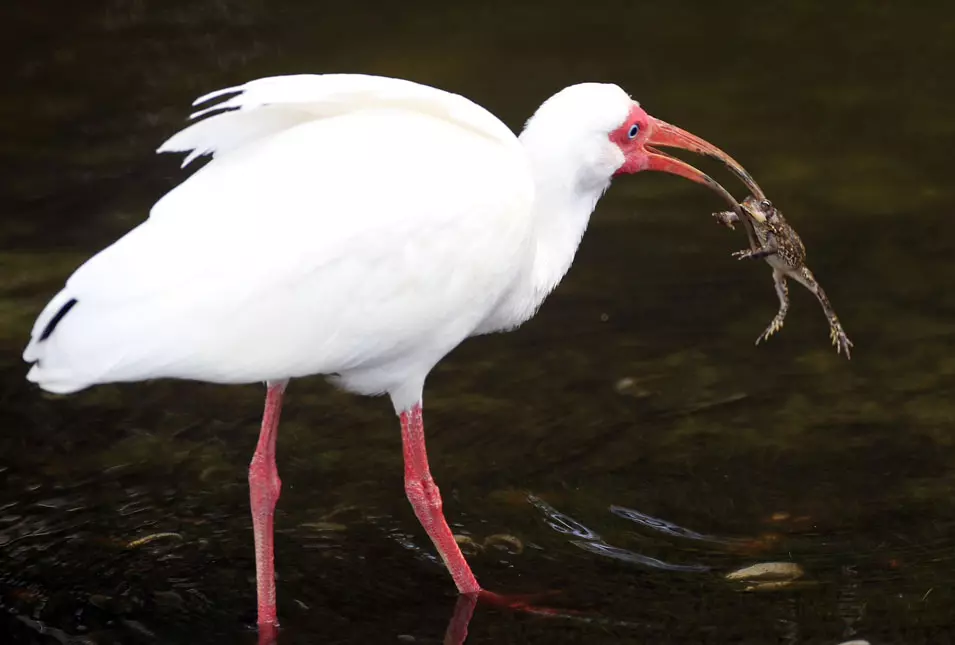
[39,298,78,341]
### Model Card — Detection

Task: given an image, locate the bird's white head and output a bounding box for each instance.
[520,82,760,203]
[510,81,762,313]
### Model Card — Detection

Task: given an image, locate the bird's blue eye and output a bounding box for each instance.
[627,124,640,139]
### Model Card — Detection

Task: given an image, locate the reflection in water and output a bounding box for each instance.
[443,594,477,645]
[530,495,709,572]
[778,596,800,645]
[528,495,601,541]
[610,504,743,546]
[446,590,658,645]
[838,565,865,641]
[571,540,709,573]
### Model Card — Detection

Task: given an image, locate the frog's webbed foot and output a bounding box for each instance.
[756,314,786,346]
[793,267,853,359]
[733,247,776,261]
[829,321,853,359]
[713,210,738,230]
[754,270,789,347]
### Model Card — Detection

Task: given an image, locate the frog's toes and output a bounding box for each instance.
[756,317,785,345]
[713,211,737,229]
[829,325,853,359]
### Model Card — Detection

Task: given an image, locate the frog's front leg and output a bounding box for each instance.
[790,267,853,358]
[756,269,789,345]
[713,210,740,230]
[732,241,777,262]
[714,207,761,252]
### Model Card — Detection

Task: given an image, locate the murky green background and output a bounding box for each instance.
[2,1,954,643]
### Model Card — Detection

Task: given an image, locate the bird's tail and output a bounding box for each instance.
[24,289,103,394]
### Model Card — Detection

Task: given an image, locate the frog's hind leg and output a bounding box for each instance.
[791,267,853,358]
[756,269,789,345]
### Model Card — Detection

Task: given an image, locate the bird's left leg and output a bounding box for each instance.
[400,402,481,594]
[249,380,288,634]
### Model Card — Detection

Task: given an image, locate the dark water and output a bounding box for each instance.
[2,1,954,643]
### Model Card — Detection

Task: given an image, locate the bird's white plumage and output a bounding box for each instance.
[159,74,519,168]
[24,74,636,411]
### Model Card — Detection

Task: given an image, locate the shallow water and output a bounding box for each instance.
[3,1,955,643]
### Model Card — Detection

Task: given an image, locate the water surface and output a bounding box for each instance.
[2,1,955,643]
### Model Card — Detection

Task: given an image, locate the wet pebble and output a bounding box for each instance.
[725,562,804,582]
[300,521,347,532]
[613,377,651,398]
[153,590,184,610]
[453,534,483,555]
[484,533,524,555]
[126,532,183,549]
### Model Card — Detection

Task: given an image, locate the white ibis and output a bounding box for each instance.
[22,74,758,632]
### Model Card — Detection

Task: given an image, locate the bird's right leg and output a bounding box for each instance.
[249,380,288,634]
[756,269,789,345]
[400,402,481,594]
[400,405,603,628]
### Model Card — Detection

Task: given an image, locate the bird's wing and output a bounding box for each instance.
[24,83,534,395]
[157,74,518,168]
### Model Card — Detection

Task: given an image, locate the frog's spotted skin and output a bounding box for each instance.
[714,196,853,358]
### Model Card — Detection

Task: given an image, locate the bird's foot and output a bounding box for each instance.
[443,590,575,645]
[755,316,785,346]
[830,323,853,359]
[478,588,569,614]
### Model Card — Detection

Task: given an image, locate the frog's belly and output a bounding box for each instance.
[766,254,794,274]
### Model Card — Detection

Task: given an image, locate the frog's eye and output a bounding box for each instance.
[759,199,773,211]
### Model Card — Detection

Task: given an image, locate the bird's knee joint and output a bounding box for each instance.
[249,461,282,500]
[405,477,443,512]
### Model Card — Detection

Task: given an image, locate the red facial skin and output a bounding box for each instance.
[609,103,763,204]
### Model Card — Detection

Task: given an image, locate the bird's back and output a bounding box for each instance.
[24,75,535,401]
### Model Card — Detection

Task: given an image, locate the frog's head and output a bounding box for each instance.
[741,196,781,230]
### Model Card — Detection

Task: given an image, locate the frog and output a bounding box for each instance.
[713,196,853,358]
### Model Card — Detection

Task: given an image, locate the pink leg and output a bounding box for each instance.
[443,593,478,645]
[400,403,480,594]
[249,380,288,632]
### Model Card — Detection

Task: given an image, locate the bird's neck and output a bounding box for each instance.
[528,180,606,300]
[476,126,615,335]
[522,141,611,307]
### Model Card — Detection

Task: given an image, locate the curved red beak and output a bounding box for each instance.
[643,116,766,207]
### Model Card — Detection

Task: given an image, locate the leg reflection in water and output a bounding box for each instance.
[255,588,629,645]
[445,590,642,645]
[257,494,711,645]
[444,594,478,645]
